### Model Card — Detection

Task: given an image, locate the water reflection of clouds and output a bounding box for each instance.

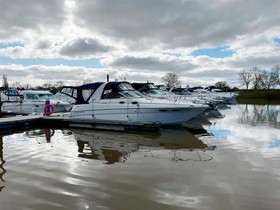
[268,139,280,148]
[207,128,230,141]
[153,189,206,208]
[204,104,280,158]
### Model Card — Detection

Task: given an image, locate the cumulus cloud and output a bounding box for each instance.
[58,37,113,58]
[102,55,197,72]
[0,0,66,40]
[74,0,280,49]
[0,64,113,86]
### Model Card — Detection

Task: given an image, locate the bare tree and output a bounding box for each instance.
[10,82,21,89]
[238,69,253,89]
[251,67,263,89]
[2,75,9,89]
[161,73,180,89]
[271,64,280,86]
[54,81,64,88]
[259,69,278,90]
[42,83,53,89]
[215,81,230,91]
[22,83,32,90]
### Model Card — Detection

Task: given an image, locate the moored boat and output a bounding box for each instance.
[69,81,209,125]
[1,89,72,115]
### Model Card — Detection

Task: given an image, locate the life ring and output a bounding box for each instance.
[44,104,55,115]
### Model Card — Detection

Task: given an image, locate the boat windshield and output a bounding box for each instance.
[146,83,157,89]
[119,90,144,98]
[101,83,145,99]
[118,83,135,91]
[26,93,54,100]
[144,89,167,97]
[117,83,144,98]
[38,94,54,99]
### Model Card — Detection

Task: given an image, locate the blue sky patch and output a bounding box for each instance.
[0,41,24,49]
[0,56,103,68]
[274,38,280,45]
[191,46,234,58]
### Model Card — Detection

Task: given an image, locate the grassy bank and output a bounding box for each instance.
[237,89,280,99]
[236,89,280,104]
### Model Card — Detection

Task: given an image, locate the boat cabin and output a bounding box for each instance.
[131,82,168,98]
[58,82,144,105]
[100,82,143,99]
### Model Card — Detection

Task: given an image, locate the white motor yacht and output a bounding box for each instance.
[69,81,209,125]
[1,89,72,115]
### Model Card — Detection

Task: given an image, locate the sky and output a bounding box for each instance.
[0,0,280,88]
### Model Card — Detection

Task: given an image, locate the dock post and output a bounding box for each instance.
[0,94,2,118]
[0,102,2,118]
[44,99,50,116]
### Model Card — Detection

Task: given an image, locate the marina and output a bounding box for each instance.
[1,1,279,209]
[1,82,279,210]
[0,101,280,210]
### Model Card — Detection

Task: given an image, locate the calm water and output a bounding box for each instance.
[1,103,280,210]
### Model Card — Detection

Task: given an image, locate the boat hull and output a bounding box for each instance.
[70,103,207,125]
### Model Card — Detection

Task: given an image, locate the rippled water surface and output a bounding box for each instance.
[1,103,280,210]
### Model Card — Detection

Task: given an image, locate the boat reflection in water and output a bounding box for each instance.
[73,128,216,164]
[24,128,56,143]
[22,127,216,164]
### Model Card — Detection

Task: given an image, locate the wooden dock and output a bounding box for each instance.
[0,114,160,132]
[0,115,42,130]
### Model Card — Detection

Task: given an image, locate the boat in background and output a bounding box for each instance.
[131,83,226,129]
[67,81,209,125]
[131,82,215,107]
[0,89,72,115]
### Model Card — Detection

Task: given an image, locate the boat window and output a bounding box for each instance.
[82,89,95,101]
[61,88,74,96]
[73,89,77,98]
[144,89,165,97]
[118,83,134,91]
[146,84,157,89]
[26,93,40,100]
[120,90,143,98]
[101,89,124,99]
[5,89,19,96]
[38,94,54,100]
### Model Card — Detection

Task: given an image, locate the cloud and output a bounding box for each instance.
[0,64,114,86]
[36,40,52,50]
[75,0,280,50]
[102,55,197,72]
[58,37,113,58]
[0,0,66,40]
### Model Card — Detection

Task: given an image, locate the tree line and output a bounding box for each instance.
[162,65,280,91]
[238,65,280,89]
[3,65,280,93]
[161,73,234,91]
